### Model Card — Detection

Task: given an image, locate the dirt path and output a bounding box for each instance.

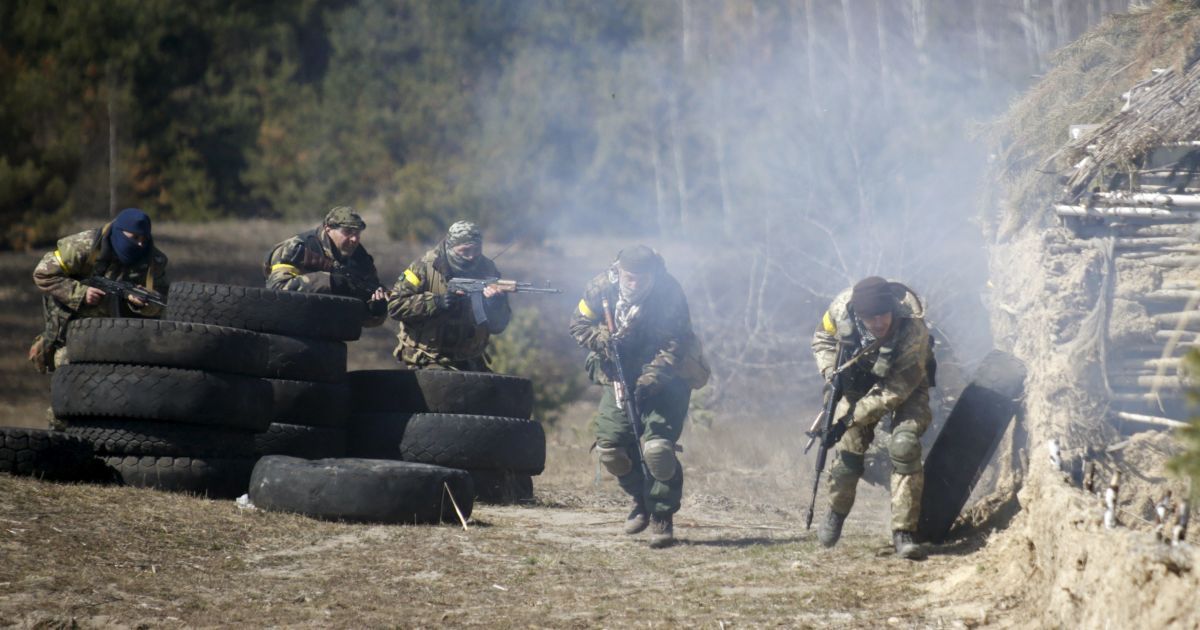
[0,449,1008,629]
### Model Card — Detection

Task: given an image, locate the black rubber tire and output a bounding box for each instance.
[0,427,97,481]
[102,455,255,499]
[67,318,347,383]
[52,364,273,432]
[469,469,534,504]
[918,350,1027,544]
[249,456,474,524]
[345,413,412,460]
[348,370,534,419]
[66,418,255,457]
[399,413,546,475]
[164,281,364,341]
[270,379,350,427]
[255,423,347,459]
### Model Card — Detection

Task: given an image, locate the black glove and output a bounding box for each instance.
[433,292,463,312]
[367,298,388,317]
[821,419,849,449]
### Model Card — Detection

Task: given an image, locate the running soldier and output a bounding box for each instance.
[263,206,388,327]
[387,221,511,371]
[569,246,709,548]
[812,276,935,560]
[30,208,169,372]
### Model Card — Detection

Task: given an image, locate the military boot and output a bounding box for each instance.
[648,513,675,549]
[817,511,846,548]
[624,500,649,535]
[893,530,925,560]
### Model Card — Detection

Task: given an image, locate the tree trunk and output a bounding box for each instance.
[974,0,989,87]
[875,0,891,107]
[805,0,821,115]
[107,62,118,217]
[668,93,688,232]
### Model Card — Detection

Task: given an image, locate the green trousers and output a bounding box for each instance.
[593,378,690,516]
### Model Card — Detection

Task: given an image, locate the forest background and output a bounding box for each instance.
[1,0,1162,422]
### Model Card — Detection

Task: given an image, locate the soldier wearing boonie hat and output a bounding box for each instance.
[386,220,511,371]
[263,205,388,327]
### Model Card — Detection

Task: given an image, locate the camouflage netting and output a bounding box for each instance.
[963,2,1200,626]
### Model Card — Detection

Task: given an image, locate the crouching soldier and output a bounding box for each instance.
[264,206,388,327]
[812,276,935,560]
[29,208,169,372]
[387,221,511,371]
[569,245,709,548]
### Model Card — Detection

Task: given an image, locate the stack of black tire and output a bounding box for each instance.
[345,370,547,504]
[50,282,364,498]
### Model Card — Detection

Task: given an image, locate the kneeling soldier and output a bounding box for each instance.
[812,276,935,560]
[569,246,709,548]
[264,206,388,326]
[30,208,169,372]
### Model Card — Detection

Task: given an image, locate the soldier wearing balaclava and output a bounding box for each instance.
[30,208,169,372]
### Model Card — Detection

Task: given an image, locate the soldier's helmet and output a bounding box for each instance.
[446,220,482,246]
[324,206,366,231]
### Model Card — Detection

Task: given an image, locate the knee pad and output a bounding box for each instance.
[831,451,865,479]
[596,443,632,477]
[641,438,678,482]
[888,431,923,475]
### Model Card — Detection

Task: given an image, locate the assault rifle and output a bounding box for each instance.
[601,295,651,481]
[447,277,561,325]
[83,276,167,317]
[802,337,883,530]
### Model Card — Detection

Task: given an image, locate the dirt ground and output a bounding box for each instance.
[1,405,1017,629]
[2,217,1196,627]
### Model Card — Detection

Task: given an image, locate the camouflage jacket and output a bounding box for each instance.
[569,268,699,388]
[33,226,169,319]
[387,244,511,366]
[264,225,385,327]
[812,284,932,427]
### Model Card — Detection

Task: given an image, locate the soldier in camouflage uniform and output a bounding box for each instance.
[569,246,709,549]
[30,208,169,372]
[812,276,934,560]
[263,206,388,327]
[387,221,511,371]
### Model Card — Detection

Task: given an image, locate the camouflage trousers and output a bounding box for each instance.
[593,378,690,516]
[29,295,74,373]
[827,386,931,532]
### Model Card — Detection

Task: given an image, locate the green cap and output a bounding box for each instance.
[324,206,366,230]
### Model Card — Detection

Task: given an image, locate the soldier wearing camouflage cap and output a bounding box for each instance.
[812,276,936,560]
[569,245,710,549]
[263,206,388,326]
[387,220,511,371]
[30,208,169,372]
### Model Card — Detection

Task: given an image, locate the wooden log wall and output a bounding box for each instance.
[1054,153,1199,433]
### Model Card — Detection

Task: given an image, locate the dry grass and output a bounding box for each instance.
[985,2,1200,241]
[0,406,1009,628]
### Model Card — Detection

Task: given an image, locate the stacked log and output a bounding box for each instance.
[1053,153,1199,432]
